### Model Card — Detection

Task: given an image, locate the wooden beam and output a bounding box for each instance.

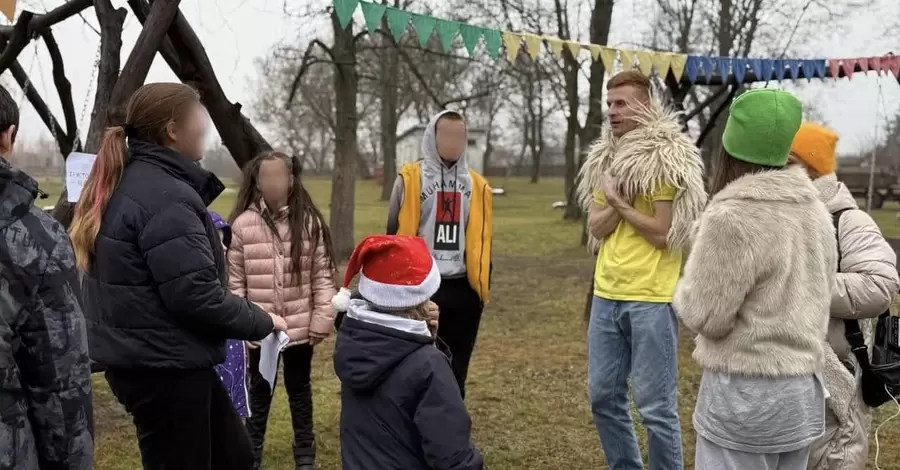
[40,30,80,152]
[8,59,69,157]
[0,0,95,74]
[106,0,182,126]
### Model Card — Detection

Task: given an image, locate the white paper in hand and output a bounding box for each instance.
[65,152,97,203]
[258,331,291,393]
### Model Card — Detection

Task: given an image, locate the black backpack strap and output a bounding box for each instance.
[831,209,873,370]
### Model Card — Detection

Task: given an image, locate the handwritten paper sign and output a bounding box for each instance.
[66,152,97,203]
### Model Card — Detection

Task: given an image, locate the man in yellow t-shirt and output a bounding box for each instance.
[578,71,706,470]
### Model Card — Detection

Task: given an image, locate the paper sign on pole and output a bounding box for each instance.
[66,152,97,203]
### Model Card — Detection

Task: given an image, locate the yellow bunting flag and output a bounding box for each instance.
[585,44,602,61]
[636,51,653,76]
[0,0,15,21]
[564,41,581,58]
[502,32,523,62]
[669,53,687,82]
[650,53,672,78]
[619,49,636,70]
[546,37,565,58]
[599,47,618,72]
[524,34,543,60]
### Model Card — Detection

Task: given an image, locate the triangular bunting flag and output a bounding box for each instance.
[482,29,502,60]
[828,59,841,80]
[650,53,672,79]
[360,1,387,34]
[410,14,437,47]
[685,56,702,83]
[502,32,523,62]
[760,59,774,81]
[787,60,802,80]
[333,0,358,29]
[636,51,653,76]
[546,37,565,58]
[436,19,460,52]
[564,41,581,59]
[619,49,636,70]
[385,8,411,42]
[889,55,900,78]
[812,60,826,79]
[842,58,858,80]
[869,56,883,75]
[585,44,601,60]
[700,56,715,82]
[599,47,618,72]
[732,58,747,84]
[458,24,482,57]
[715,57,731,81]
[772,59,786,80]
[748,58,762,79]
[857,57,870,75]
[523,34,542,61]
[669,54,687,82]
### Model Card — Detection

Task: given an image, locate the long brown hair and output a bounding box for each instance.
[707,146,782,196]
[229,151,336,280]
[69,83,201,271]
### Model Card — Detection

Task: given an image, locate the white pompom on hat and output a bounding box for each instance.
[331,235,441,312]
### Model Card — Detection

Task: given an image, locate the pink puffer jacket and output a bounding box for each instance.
[226,203,336,345]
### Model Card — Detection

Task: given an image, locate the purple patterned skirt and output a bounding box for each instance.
[215,339,250,418]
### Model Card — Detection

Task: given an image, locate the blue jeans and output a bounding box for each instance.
[588,297,683,470]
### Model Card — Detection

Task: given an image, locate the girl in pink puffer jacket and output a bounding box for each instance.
[226,151,336,470]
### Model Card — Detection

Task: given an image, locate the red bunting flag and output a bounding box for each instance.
[857,58,869,75]
[869,56,883,75]
[841,58,859,80]
[828,60,842,80]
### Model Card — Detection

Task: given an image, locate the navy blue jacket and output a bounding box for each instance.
[334,315,483,470]
[82,140,273,370]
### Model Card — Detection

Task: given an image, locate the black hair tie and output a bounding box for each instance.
[122,124,137,138]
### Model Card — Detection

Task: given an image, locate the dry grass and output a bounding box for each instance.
[36,177,900,469]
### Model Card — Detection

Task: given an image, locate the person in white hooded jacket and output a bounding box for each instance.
[674,89,836,470]
[788,123,900,470]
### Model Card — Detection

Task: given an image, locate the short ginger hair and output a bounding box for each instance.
[607,70,651,99]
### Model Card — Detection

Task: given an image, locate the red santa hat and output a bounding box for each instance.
[331,235,441,312]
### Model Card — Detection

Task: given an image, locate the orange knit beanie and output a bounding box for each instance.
[790,123,838,175]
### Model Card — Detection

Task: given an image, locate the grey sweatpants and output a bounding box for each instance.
[695,436,812,470]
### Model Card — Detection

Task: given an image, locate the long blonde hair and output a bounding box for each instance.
[69,83,200,271]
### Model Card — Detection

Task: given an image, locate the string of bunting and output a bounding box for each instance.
[333,0,900,85]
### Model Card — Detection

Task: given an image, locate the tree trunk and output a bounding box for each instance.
[582,0,615,321]
[562,51,582,220]
[330,12,359,260]
[379,18,400,201]
[52,0,127,227]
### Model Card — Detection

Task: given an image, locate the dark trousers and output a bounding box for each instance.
[105,367,253,470]
[433,276,484,399]
[246,344,315,469]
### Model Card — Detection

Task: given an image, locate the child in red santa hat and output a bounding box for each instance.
[332,235,483,470]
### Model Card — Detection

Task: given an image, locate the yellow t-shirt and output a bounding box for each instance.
[593,185,682,303]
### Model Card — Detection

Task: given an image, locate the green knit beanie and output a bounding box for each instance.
[722,88,803,167]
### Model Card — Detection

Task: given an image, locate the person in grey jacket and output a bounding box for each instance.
[789,123,900,470]
[0,85,93,469]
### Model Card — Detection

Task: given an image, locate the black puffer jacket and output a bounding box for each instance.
[83,140,273,369]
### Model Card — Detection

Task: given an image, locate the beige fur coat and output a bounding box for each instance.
[576,100,707,252]
[673,166,836,377]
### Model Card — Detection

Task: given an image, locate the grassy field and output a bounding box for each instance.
[36,177,900,469]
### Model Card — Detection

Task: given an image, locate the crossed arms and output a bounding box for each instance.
[587,175,673,249]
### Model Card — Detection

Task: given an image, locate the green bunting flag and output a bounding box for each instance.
[333,0,358,29]
[459,24,483,57]
[385,7,411,42]
[483,29,502,60]
[437,19,460,53]
[360,1,387,34]
[411,14,437,48]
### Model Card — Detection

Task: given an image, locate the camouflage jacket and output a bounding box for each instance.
[0,157,93,470]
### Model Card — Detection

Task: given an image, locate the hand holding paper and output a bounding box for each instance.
[258,330,290,393]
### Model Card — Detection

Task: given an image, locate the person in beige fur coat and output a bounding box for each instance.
[789,123,900,470]
[674,89,836,470]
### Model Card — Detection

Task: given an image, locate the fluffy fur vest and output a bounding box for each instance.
[673,166,836,377]
[576,100,706,251]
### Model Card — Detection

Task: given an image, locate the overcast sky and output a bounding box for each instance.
[5,0,899,157]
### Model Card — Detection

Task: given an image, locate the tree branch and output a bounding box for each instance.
[0,0,95,74]
[107,0,182,126]
[126,0,182,74]
[40,30,79,152]
[9,60,69,157]
[285,39,333,107]
[85,0,127,152]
